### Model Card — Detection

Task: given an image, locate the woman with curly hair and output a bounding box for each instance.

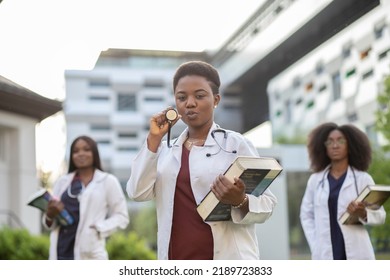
[300,122,386,259]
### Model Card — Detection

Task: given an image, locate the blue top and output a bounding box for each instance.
[327,171,347,260]
[57,175,82,260]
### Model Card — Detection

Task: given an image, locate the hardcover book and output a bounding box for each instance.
[27,188,74,226]
[339,184,390,225]
[196,156,283,221]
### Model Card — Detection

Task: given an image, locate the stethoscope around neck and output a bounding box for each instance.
[205,128,237,157]
[166,119,237,157]
[319,166,359,196]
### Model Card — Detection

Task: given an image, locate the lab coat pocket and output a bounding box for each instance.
[79,226,103,254]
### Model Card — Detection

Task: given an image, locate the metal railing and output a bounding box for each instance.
[0,209,25,228]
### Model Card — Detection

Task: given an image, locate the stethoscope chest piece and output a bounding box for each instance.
[165,109,178,123]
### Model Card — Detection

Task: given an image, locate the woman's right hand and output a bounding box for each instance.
[46,199,64,220]
[147,107,181,152]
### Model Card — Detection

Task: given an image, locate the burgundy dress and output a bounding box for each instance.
[168,146,214,259]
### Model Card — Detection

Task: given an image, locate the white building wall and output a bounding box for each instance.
[267,2,390,141]
[0,111,41,234]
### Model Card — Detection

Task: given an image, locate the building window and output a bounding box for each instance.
[117,146,138,151]
[117,94,137,111]
[315,63,324,75]
[89,80,110,87]
[144,96,164,102]
[362,69,374,80]
[345,68,356,78]
[306,100,315,109]
[331,72,341,100]
[305,82,313,92]
[360,48,371,60]
[342,45,351,59]
[285,100,292,123]
[97,140,111,145]
[143,78,164,88]
[378,48,389,60]
[89,96,110,101]
[318,84,327,93]
[292,77,301,89]
[91,125,111,130]
[347,112,357,122]
[374,24,385,39]
[118,132,137,138]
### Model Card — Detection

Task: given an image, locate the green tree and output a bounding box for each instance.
[368,149,390,254]
[369,75,390,254]
[38,169,52,190]
[375,75,390,151]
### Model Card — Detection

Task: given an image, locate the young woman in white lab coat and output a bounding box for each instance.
[127,61,277,260]
[300,123,386,259]
[44,135,129,259]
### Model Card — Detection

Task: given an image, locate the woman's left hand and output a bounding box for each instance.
[211,174,246,206]
[347,201,367,220]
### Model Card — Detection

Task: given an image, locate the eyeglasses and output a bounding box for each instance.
[324,138,347,147]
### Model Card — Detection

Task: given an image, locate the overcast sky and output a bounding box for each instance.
[0,0,264,175]
[0,0,263,100]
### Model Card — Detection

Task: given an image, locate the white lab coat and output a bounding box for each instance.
[44,169,129,260]
[300,166,386,259]
[127,123,277,260]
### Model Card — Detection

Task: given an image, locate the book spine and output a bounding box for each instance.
[58,209,74,226]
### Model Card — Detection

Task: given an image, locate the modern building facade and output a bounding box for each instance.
[267,1,390,143]
[214,0,387,134]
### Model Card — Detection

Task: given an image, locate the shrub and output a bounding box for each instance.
[0,227,156,260]
[0,227,49,260]
[107,231,156,260]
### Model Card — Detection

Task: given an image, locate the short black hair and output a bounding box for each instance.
[173,61,220,94]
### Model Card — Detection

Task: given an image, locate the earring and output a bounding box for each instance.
[214,105,217,108]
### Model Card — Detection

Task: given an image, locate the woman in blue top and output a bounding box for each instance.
[300,122,386,259]
[44,135,129,259]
